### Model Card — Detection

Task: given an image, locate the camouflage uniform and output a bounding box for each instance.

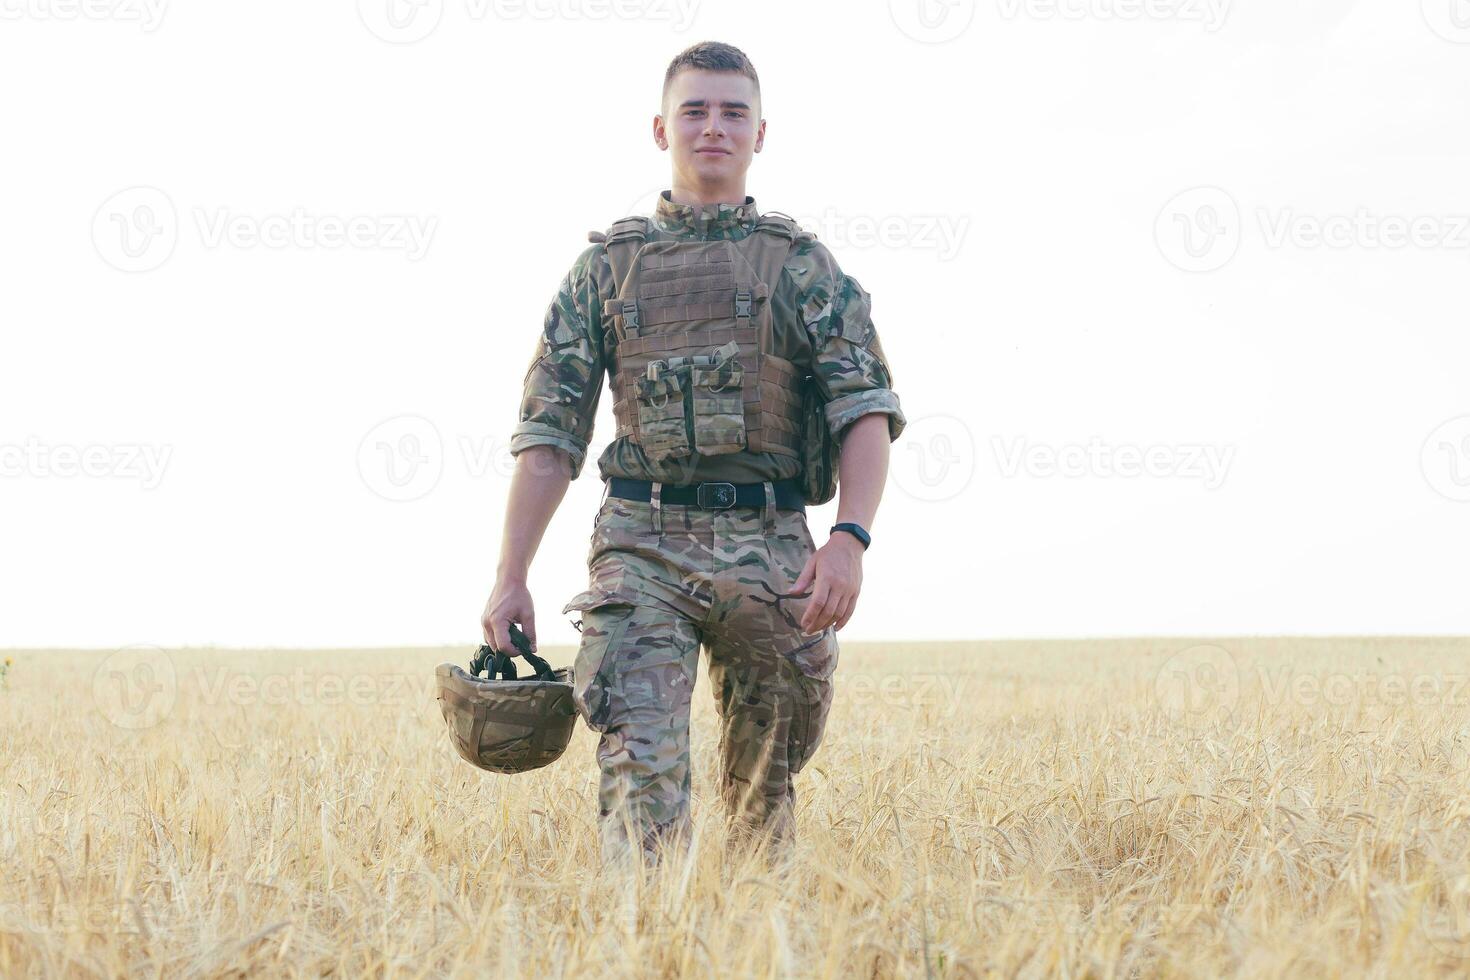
[511,191,904,861]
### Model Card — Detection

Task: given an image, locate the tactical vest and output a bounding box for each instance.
[588,212,815,463]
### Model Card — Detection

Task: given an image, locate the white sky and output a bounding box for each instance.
[2,0,1468,648]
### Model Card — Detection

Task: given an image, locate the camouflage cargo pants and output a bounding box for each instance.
[563,485,838,863]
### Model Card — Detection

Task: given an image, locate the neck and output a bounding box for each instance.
[669,176,747,208]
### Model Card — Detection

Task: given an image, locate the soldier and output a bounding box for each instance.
[480,41,905,864]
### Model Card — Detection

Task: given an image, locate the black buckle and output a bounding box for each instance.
[734,289,752,320]
[696,482,737,509]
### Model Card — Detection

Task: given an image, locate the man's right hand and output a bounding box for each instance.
[482,578,537,656]
[481,444,572,658]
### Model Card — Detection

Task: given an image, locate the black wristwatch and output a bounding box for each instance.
[830,522,871,550]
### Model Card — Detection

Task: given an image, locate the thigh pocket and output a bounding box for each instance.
[782,631,838,774]
[564,591,636,732]
[563,592,695,734]
[690,359,747,455]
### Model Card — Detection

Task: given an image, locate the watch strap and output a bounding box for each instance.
[830,522,871,550]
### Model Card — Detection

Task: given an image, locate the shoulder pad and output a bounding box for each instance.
[756,210,817,246]
[605,215,654,245]
[588,215,652,247]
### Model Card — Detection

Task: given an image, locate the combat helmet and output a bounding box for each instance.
[435,625,577,774]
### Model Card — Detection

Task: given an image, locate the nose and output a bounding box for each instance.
[703,113,725,140]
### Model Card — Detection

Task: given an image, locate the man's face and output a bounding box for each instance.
[656,69,764,191]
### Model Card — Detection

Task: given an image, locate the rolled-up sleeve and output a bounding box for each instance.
[802,247,906,443]
[509,245,606,479]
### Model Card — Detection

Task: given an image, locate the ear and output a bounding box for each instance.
[653,114,668,150]
[754,118,766,153]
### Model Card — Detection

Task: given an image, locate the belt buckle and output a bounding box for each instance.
[696,482,737,510]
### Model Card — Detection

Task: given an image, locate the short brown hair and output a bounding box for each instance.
[661,41,761,116]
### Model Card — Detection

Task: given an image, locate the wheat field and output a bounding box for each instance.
[4,637,1470,977]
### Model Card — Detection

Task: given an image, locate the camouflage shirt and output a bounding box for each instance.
[510,190,905,484]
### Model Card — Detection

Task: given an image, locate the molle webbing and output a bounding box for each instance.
[602,216,655,293]
[600,214,796,333]
[598,212,806,459]
[611,348,804,453]
[610,247,743,333]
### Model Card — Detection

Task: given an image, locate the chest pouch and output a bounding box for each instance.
[635,360,691,460]
[688,340,745,455]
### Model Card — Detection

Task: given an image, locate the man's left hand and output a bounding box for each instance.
[790,532,865,634]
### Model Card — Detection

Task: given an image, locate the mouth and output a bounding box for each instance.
[695,148,730,156]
